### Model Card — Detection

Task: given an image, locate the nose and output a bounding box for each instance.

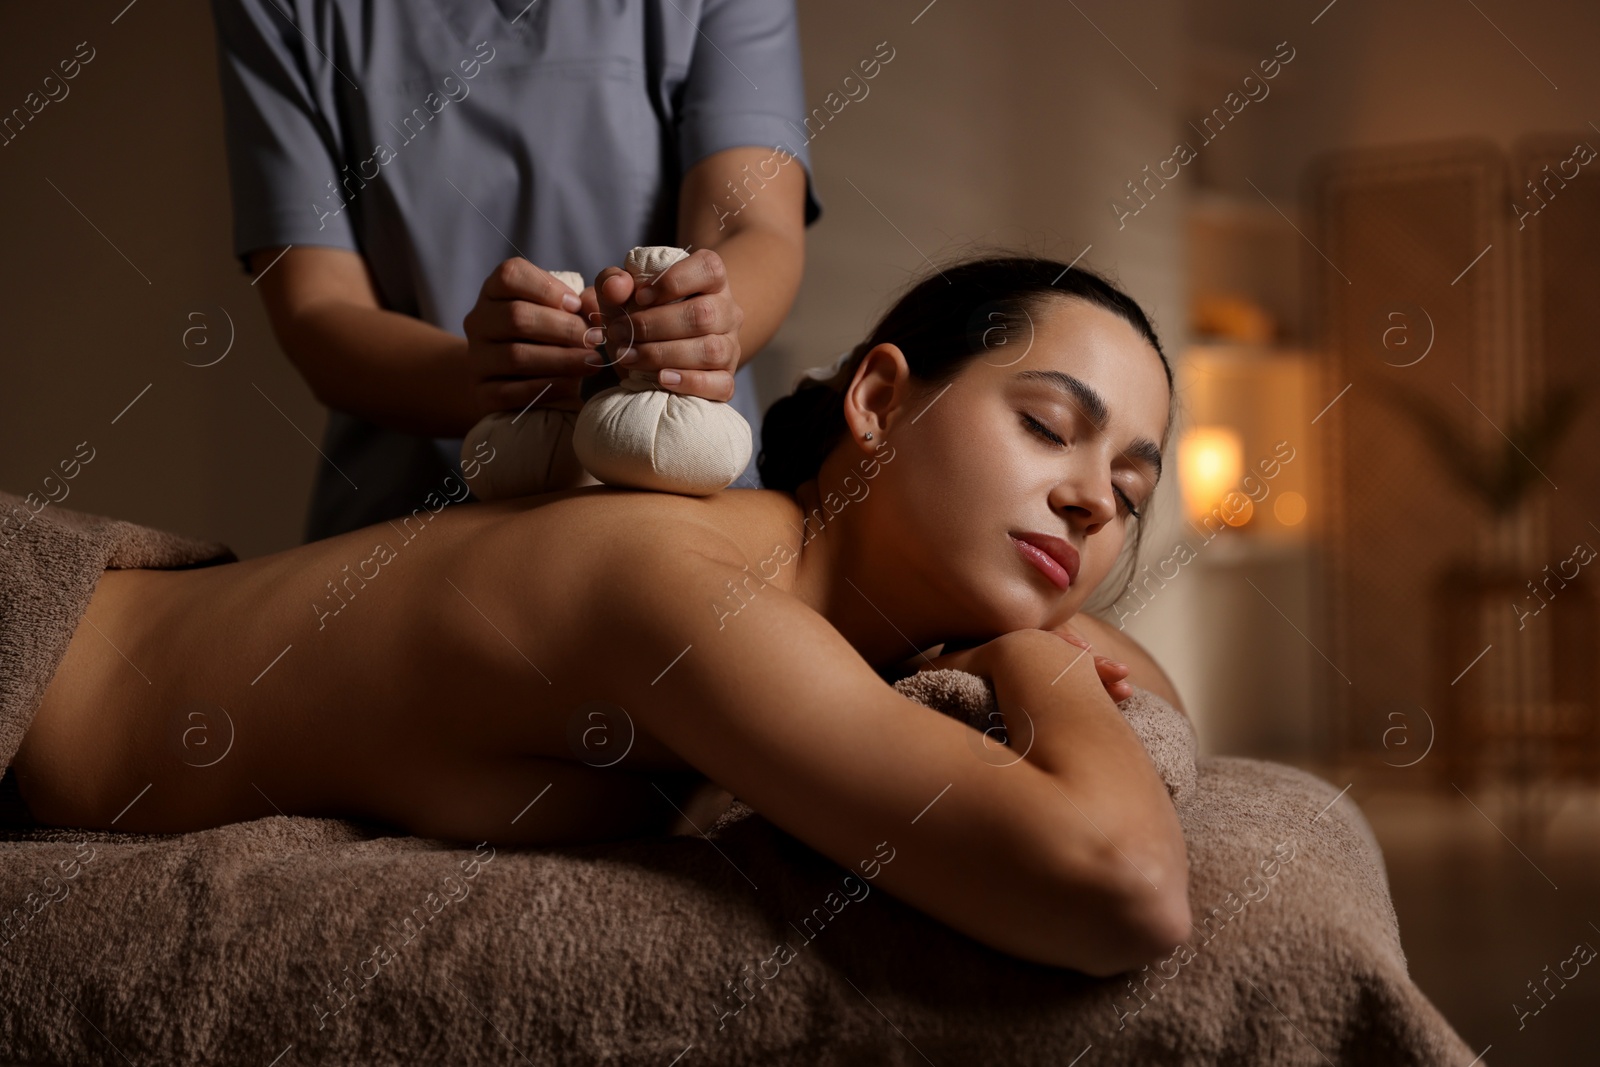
[1048,447,1119,535]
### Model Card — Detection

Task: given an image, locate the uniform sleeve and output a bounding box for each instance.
[209,0,360,272]
[676,0,823,227]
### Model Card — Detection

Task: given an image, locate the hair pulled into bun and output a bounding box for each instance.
[757,254,1170,495]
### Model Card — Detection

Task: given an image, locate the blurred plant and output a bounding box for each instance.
[1372,378,1585,518]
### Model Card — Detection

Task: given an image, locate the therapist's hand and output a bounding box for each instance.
[593,248,744,402]
[463,258,603,418]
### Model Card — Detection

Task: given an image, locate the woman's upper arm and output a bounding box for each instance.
[598,546,1166,973]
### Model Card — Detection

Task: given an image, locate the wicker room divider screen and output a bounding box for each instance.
[1307,136,1598,797]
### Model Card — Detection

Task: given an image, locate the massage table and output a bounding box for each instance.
[0,490,1477,1064]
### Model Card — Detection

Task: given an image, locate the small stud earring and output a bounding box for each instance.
[864,432,874,441]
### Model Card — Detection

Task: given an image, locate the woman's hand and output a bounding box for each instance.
[916,629,1115,764]
[1054,626,1135,703]
[922,625,1134,703]
[463,258,602,418]
[593,247,744,402]
[919,628,1074,680]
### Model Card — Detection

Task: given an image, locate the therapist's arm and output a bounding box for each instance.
[677,144,808,367]
[594,145,807,401]
[247,246,481,439]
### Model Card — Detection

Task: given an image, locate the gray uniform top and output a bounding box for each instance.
[210,0,822,542]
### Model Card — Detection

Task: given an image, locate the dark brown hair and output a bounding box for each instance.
[757,253,1175,610]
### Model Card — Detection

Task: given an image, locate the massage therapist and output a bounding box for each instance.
[209,0,822,541]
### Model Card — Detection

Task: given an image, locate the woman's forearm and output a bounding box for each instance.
[992,636,1191,940]
[697,224,804,370]
[273,301,480,438]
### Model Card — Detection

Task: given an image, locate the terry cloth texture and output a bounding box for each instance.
[0,490,236,780]
[0,490,1477,1065]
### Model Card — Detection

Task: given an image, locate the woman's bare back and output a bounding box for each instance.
[13,486,801,843]
[13,482,1193,971]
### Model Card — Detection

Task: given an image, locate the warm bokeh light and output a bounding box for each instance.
[1274,490,1307,526]
[1179,425,1243,523]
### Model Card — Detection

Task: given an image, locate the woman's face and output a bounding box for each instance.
[843,294,1171,642]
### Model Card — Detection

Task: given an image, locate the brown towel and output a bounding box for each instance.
[0,490,1478,1065]
[0,490,235,779]
[892,664,1200,803]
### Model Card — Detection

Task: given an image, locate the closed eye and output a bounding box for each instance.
[1020,412,1142,519]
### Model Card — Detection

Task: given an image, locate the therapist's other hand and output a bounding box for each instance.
[593,248,744,401]
[464,258,600,418]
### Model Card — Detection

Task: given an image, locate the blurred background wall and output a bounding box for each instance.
[2,1,1596,754]
[4,2,1600,1061]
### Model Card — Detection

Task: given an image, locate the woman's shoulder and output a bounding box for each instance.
[570,488,857,687]
[529,486,803,573]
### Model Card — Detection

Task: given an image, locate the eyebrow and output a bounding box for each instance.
[1011,369,1164,483]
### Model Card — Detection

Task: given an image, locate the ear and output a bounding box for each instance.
[842,342,912,444]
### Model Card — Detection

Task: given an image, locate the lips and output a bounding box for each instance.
[1010,531,1080,590]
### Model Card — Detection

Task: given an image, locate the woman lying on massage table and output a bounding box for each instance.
[13,254,1187,976]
